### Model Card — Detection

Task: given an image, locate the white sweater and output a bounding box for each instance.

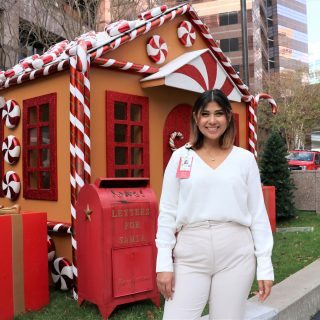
[156,145,274,281]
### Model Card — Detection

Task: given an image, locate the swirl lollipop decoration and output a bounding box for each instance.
[146,35,168,64]
[2,171,21,200]
[2,135,21,165]
[2,100,21,129]
[177,21,196,47]
[51,257,73,291]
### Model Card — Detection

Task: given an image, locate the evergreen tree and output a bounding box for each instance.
[259,131,296,218]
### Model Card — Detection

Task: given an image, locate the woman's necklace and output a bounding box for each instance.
[204,148,219,161]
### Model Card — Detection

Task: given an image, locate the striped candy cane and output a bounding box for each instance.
[248,93,278,157]
[47,221,72,234]
[69,41,91,299]
[92,57,159,74]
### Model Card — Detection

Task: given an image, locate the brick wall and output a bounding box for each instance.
[291,171,320,214]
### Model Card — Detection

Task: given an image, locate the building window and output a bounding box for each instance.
[268,37,274,48]
[269,60,275,69]
[220,38,239,52]
[219,12,238,26]
[23,93,57,200]
[106,91,149,178]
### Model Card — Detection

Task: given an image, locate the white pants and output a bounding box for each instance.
[163,221,256,320]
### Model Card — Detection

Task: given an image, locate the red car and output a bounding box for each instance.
[287,150,320,170]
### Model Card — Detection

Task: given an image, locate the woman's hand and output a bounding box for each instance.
[157,272,175,300]
[258,280,273,302]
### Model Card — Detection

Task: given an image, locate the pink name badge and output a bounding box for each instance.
[176,155,193,179]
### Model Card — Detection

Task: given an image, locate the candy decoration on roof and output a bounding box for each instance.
[169,131,184,152]
[146,35,168,64]
[51,257,73,291]
[48,235,56,263]
[93,57,159,74]
[2,135,21,165]
[105,20,136,37]
[32,40,68,70]
[4,55,39,79]
[2,171,21,200]
[139,5,167,20]
[75,31,98,50]
[177,21,196,47]
[2,99,20,129]
[0,71,5,83]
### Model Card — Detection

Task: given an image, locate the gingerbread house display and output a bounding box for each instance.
[0,3,277,299]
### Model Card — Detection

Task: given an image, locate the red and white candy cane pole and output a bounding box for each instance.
[69,41,91,299]
[47,221,72,234]
[248,93,278,157]
[69,55,78,298]
[92,57,159,74]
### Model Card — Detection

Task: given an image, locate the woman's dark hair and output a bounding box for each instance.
[189,89,236,149]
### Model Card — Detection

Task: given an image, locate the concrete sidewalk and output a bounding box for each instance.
[201,259,320,320]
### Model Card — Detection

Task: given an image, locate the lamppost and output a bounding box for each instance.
[240,0,249,87]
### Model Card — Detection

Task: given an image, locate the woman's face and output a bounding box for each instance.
[194,101,228,143]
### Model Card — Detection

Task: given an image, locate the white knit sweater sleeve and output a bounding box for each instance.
[155,151,180,273]
[247,153,274,281]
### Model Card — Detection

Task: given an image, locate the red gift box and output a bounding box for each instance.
[262,186,276,233]
[0,212,49,320]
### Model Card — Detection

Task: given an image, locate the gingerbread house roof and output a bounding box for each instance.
[0,3,252,102]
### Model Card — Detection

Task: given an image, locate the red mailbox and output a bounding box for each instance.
[75,178,160,319]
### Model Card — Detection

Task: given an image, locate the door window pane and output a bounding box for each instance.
[28,107,37,124]
[41,171,50,189]
[115,124,127,142]
[115,169,128,177]
[115,147,127,165]
[131,126,142,143]
[131,104,141,121]
[40,104,49,122]
[41,126,50,144]
[28,149,38,167]
[41,149,50,167]
[131,169,143,177]
[114,101,127,120]
[29,128,37,145]
[28,172,38,188]
[131,148,142,165]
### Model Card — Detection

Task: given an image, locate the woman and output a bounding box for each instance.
[156,89,274,320]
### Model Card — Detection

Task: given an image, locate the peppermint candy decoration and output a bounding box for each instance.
[51,257,73,291]
[2,135,21,164]
[177,21,196,47]
[47,235,56,263]
[146,35,168,64]
[2,171,21,200]
[2,100,20,129]
[169,131,184,152]
[139,5,167,20]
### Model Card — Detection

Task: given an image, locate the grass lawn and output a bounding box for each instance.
[15,211,320,319]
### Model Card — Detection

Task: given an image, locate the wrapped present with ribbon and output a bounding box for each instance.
[0,209,49,319]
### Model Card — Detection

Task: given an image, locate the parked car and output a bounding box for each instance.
[286,150,320,170]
